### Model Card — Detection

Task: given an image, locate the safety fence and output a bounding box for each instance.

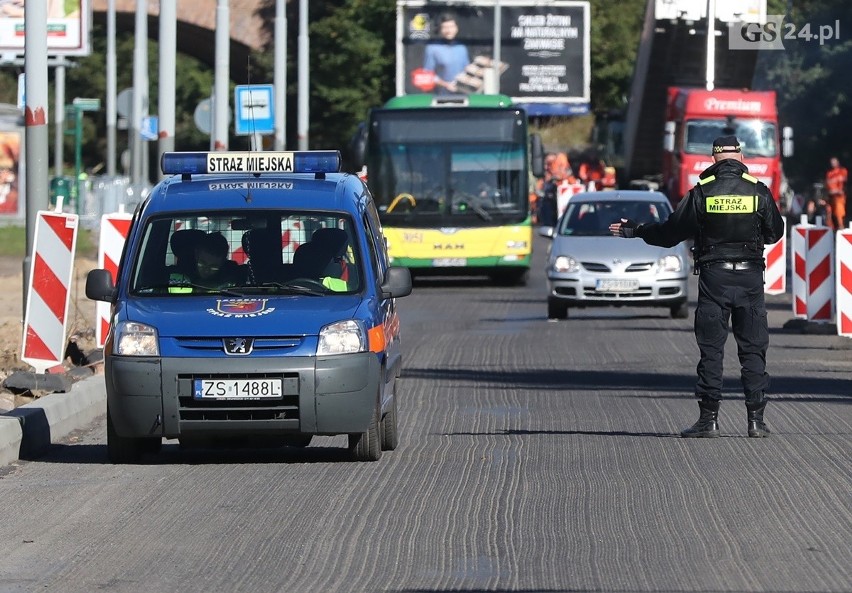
[782,214,852,338]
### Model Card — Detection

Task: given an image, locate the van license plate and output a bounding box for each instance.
[595,279,639,293]
[193,378,283,400]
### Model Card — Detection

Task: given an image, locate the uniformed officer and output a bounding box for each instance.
[609,135,785,438]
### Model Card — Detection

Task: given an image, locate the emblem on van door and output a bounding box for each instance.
[224,338,253,355]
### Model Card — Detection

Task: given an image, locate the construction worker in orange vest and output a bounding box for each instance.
[825,156,848,230]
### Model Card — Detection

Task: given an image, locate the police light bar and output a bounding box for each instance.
[160,150,341,175]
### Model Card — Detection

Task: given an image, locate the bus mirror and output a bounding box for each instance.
[663,121,675,153]
[349,121,368,169]
[530,133,545,178]
[782,126,794,158]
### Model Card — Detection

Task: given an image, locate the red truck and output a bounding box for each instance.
[660,87,791,205]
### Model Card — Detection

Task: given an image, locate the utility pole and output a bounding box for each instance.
[158,0,177,177]
[214,0,230,151]
[274,0,287,150]
[298,0,309,150]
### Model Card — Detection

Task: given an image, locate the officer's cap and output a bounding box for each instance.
[712,135,741,154]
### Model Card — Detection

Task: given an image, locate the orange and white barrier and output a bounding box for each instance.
[790,216,810,318]
[801,224,834,322]
[96,211,133,348]
[763,216,786,295]
[836,225,852,337]
[21,211,79,373]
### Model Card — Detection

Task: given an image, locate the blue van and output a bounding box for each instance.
[86,151,412,463]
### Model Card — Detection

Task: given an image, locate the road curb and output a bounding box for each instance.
[0,373,106,465]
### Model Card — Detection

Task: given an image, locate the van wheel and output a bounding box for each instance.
[380,383,400,451]
[348,395,382,462]
[670,301,689,319]
[107,405,147,464]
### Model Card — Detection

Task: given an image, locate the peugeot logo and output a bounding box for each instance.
[224,337,253,355]
[612,258,622,265]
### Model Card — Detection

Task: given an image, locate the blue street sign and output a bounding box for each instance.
[234,84,275,136]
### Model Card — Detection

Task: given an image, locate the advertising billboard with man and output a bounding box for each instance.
[398,0,590,108]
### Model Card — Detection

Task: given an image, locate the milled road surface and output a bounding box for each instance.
[0,236,849,593]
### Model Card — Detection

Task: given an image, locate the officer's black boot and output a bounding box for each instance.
[680,399,721,438]
[746,400,770,438]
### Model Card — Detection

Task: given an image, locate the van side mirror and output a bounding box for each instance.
[86,269,116,302]
[530,133,545,179]
[381,266,412,299]
[782,126,794,158]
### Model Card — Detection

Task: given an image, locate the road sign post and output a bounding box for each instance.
[66,98,101,214]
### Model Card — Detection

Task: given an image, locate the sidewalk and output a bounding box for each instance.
[0,373,105,466]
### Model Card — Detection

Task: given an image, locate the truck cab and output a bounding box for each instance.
[661,87,791,205]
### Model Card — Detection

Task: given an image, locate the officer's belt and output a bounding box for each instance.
[705,261,763,271]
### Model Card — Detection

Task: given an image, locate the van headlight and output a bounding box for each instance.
[657,255,683,273]
[317,320,366,355]
[114,321,159,356]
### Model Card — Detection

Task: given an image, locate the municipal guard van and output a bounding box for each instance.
[86,150,412,463]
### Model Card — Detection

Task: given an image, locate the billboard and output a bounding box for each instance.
[0,0,92,57]
[397,1,590,108]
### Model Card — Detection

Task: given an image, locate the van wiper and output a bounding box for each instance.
[258,282,325,296]
[135,283,245,297]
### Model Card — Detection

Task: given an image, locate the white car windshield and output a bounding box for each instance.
[560,200,672,237]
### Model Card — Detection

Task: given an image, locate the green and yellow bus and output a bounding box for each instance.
[354,94,544,285]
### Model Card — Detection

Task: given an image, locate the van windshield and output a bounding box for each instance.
[684,119,777,158]
[129,211,362,296]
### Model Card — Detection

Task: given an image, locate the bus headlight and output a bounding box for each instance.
[317,320,367,355]
[506,240,528,250]
[114,321,159,356]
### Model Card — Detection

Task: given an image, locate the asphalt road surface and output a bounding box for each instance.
[0,235,849,593]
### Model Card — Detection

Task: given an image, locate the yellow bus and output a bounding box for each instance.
[354,94,544,285]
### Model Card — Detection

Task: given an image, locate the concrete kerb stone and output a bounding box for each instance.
[0,415,23,466]
[0,373,106,465]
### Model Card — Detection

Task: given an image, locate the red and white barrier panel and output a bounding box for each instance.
[764,216,786,295]
[791,216,810,318]
[802,224,834,322]
[556,182,584,219]
[96,212,133,348]
[836,226,852,337]
[21,211,79,374]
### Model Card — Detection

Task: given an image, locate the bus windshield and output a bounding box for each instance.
[684,119,777,158]
[366,109,529,228]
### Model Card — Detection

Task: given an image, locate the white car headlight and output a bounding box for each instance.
[552,255,580,273]
[114,321,159,356]
[317,320,366,355]
[657,255,683,273]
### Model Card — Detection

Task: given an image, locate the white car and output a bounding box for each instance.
[541,190,690,320]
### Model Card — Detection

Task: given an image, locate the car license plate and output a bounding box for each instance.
[433,258,467,267]
[193,378,283,400]
[595,278,639,293]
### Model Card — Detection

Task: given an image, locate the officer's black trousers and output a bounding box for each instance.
[694,265,769,402]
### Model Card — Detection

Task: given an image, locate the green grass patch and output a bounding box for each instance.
[0,226,97,259]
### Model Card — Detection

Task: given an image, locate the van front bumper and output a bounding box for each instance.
[104,353,379,439]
